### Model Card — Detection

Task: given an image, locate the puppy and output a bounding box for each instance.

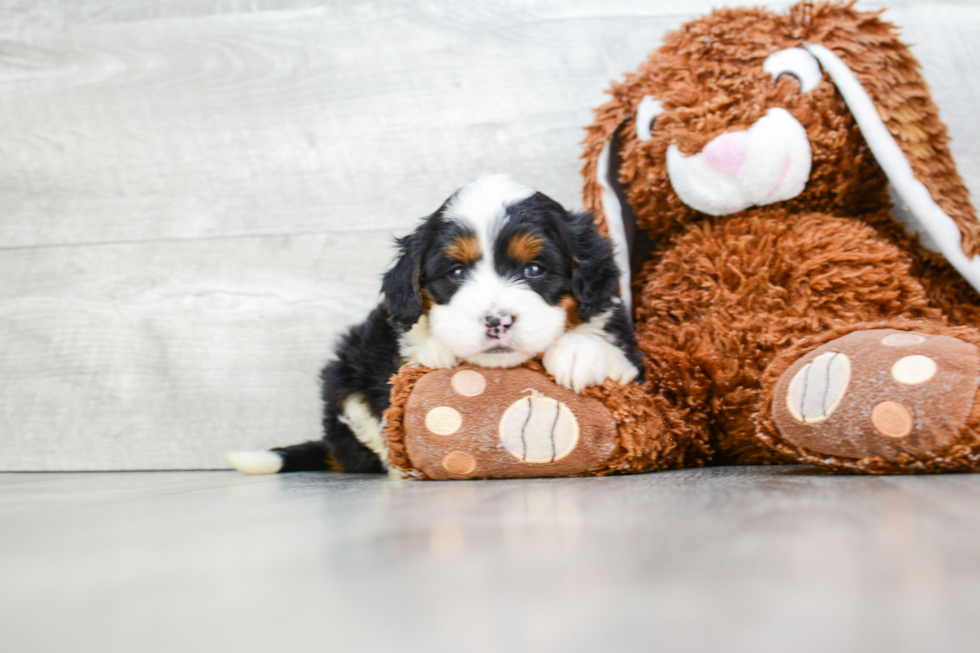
[227,175,641,474]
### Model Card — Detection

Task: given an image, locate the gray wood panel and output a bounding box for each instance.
[3,467,980,652]
[0,232,389,470]
[0,2,693,248]
[1,0,980,469]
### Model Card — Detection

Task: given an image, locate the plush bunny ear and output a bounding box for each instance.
[802,6,980,292]
[582,97,635,312]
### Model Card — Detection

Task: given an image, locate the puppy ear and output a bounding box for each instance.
[567,210,622,323]
[381,231,424,332]
[802,3,980,290]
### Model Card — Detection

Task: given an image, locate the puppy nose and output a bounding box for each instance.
[701,131,750,177]
[485,312,513,338]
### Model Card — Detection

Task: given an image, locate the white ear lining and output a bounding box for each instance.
[803,42,980,294]
[596,139,632,313]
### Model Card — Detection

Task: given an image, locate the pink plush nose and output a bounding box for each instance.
[701,131,750,177]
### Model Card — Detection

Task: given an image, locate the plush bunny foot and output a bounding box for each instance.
[768,328,980,470]
[382,362,685,480]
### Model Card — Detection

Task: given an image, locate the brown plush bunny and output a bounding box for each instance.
[581,0,980,473]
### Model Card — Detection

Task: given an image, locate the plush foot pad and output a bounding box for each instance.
[772,329,980,460]
[398,365,618,479]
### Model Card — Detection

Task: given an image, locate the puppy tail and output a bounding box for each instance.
[226,440,335,475]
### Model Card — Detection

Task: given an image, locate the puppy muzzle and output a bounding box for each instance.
[485,311,514,339]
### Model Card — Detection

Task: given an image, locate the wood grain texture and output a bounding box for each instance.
[0,2,693,248]
[1,0,979,469]
[3,467,980,651]
[0,232,389,470]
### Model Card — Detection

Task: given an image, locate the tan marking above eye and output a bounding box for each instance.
[445,234,480,266]
[507,232,544,264]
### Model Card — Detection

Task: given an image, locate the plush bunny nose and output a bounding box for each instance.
[701,131,750,177]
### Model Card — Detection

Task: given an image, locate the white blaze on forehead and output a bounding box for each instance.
[444,174,536,265]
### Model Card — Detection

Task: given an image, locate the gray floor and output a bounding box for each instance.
[3,467,979,652]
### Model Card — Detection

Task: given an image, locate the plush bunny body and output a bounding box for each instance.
[582,2,980,472]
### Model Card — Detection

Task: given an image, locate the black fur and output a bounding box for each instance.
[602,300,644,377]
[503,194,642,377]
[380,232,424,333]
[318,305,401,473]
[261,183,642,474]
[271,440,331,472]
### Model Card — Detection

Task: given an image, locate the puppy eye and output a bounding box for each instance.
[523,264,545,279]
[449,266,466,281]
[635,95,664,142]
[763,48,822,93]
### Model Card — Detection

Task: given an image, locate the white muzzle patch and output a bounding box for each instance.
[428,261,567,369]
[666,107,812,217]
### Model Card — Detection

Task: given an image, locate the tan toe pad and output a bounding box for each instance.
[773,329,980,460]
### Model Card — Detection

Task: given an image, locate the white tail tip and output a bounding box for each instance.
[226,450,283,475]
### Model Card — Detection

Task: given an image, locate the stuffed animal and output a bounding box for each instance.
[386,0,980,478]
[580,0,980,473]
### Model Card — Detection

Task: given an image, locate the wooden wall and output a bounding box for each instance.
[2,0,978,470]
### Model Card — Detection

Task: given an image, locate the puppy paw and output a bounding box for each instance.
[606,347,640,385]
[400,316,458,369]
[408,336,458,369]
[543,333,609,392]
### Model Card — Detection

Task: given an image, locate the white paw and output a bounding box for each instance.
[340,394,390,469]
[543,333,609,392]
[606,347,640,385]
[400,315,457,369]
[226,450,282,475]
[410,336,457,369]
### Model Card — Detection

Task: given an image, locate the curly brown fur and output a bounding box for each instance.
[582,1,980,471]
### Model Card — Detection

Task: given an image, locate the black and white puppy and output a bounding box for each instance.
[227,175,641,474]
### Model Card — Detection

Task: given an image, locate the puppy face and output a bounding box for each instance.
[383,175,619,367]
